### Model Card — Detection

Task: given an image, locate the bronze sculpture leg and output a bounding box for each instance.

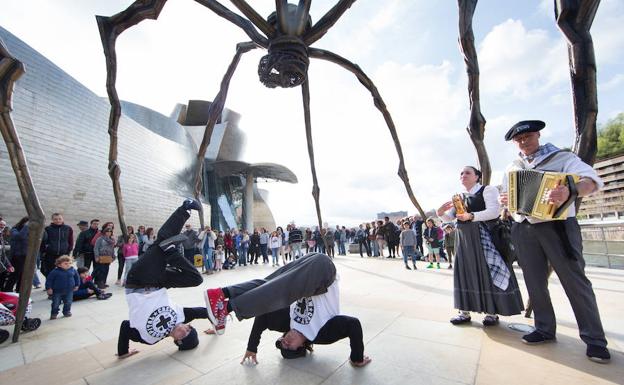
[309,48,426,219]
[191,42,258,227]
[96,0,170,241]
[301,79,323,230]
[0,39,46,342]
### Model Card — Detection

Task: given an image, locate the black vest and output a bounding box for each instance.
[464,185,486,213]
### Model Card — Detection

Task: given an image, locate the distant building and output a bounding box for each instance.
[578,154,624,221]
[377,211,408,223]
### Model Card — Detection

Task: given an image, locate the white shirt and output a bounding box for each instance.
[269,236,281,249]
[290,278,340,341]
[440,183,500,222]
[126,288,185,345]
[502,149,603,223]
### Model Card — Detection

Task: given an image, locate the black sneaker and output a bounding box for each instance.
[159,234,188,251]
[586,344,610,363]
[522,330,555,345]
[450,314,471,325]
[182,198,201,211]
[405,265,412,270]
[482,315,499,327]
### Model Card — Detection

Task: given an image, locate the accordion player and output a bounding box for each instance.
[507,170,579,220]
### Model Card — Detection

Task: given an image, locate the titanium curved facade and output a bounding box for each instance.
[0,26,205,230]
[0,26,295,232]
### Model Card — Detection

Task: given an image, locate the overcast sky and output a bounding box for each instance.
[1,0,623,227]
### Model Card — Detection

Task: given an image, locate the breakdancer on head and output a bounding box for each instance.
[117,199,207,359]
[204,252,371,367]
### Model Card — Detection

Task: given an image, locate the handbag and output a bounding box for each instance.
[486,219,517,265]
[98,255,114,264]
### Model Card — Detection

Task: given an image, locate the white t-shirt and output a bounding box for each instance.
[270,236,281,249]
[126,288,186,345]
[290,278,340,341]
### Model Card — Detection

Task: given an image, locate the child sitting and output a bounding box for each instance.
[45,255,80,319]
[73,267,113,301]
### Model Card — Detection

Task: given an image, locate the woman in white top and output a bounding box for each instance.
[437,166,523,326]
[269,231,281,267]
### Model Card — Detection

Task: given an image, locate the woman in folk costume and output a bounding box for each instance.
[437,166,524,326]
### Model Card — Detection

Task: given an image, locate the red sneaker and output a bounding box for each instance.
[204,288,228,335]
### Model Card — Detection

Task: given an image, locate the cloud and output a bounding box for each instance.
[599,73,624,92]
[479,19,568,99]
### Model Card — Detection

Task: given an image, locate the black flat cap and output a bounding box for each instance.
[77,220,88,226]
[504,120,545,141]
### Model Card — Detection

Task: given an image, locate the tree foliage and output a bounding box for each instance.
[597,112,624,159]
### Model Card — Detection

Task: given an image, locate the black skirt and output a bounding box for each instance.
[454,221,524,315]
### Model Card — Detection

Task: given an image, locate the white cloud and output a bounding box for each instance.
[479,19,568,99]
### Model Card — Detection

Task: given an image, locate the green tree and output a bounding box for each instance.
[597,113,624,159]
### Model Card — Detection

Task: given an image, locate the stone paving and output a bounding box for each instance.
[0,253,622,385]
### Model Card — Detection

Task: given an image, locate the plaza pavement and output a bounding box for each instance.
[0,252,622,385]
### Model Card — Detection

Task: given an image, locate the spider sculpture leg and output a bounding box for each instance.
[191,41,259,227]
[309,48,427,219]
[96,0,169,240]
[301,79,323,230]
[0,40,46,342]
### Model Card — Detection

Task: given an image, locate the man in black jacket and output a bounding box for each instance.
[204,253,371,367]
[73,219,99,270]
[117,199,206,359]
[41,213,73,276]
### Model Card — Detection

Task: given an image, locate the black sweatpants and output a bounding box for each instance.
[226,253,336,320]
[125,206,202,289]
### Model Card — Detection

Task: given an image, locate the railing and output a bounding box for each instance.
[580,222,624,269]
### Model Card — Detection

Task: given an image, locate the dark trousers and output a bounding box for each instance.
[512,218,607,347]
[184,248,196,265]
[51,292,73,315]
[3,254,25,292]
[227,253,336,320]
[117,249,125,280]
[250,246,260,263]
[126,206,202,289]
[92,261,110,288]
[260,244,268,263]
[83,252,94,271]
[42,253,61,277]
[358,240,371,257]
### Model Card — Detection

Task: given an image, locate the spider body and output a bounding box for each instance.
[97,0,426,229]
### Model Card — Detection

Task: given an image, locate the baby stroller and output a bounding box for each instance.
[0,291,41,344]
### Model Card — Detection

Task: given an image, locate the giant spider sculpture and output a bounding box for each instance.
[97,0,426,232]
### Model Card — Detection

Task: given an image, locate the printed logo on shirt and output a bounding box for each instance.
[145,306,177,339]
[292,297,314,325]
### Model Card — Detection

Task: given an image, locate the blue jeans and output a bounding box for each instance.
[203,246,214,271]
[402,246,418,265]
[338,240,346,255]
[238,246,247,266]
[271,248,279,265]
[51,292,73,315]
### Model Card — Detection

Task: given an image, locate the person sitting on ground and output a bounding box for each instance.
[203,252,372,367]
[117,199,208,359]
[45,255,80,319]
[73,267,112,301]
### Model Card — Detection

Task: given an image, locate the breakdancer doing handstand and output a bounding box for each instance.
[117,199,208,358]
[204,252,371,367]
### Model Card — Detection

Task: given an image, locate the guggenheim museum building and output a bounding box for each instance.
[0,26,296,232]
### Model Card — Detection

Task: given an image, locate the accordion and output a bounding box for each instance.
[507,170,579,220]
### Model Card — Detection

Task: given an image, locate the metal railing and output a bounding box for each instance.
[579,222,624,269]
